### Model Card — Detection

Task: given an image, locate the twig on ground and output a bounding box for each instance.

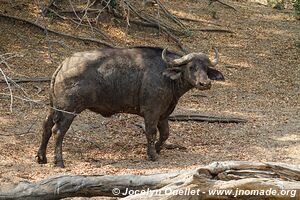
[0,93,78,116]
[46,8,113,44]
[71,127,102,150]
[24,117,39,135]
[175,16,222,26]
[0,53,35,109]
[38,12,55,63]
[68,0,95,38]
[95,0,112,24]
[0,56,12,69]
[50,39,70,48]
[68,0,83,27]
[163,27,186,53]
[123,1,186,52]
[0,116,39,136]
[60,5,182,35]
[0,93,41,103]
[34,86,43,95]
[42,0,59,16]
[0,13,114,47]
[0,77,51,83]
[191,93,208,97]
[0,130,36,136]
[42,0,190,51]
[0,53,25,69]
[0,68,13,112]
[155,0,187,29]
[191,27,234,33]
[155,1,161,35]
[7,77,31,95]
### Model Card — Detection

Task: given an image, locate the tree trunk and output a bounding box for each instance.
[0,161,299,199]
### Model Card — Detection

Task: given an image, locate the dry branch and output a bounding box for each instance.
[176,16,222,26]
[0,53,25,69]
[46,8,114,44]
[70,127,102,150]
[0,92,78,116]
[0,13,114,48]
[0,68,13,112]
[191,28,234,33]
[0,77,51,83]
[155,0,187,29]
[41,0,59,16]
[123,1,187,52]
[50,1,186,51]
[0,161,299,199]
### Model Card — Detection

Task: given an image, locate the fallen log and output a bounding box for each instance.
[0,161,299,199]
[135,114,247,130]
[168,113,247,123]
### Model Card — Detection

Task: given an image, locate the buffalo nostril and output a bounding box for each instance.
[204,81,211,89]
[201,81,211,87]
[198,81,211,90]
[206,83,212,89]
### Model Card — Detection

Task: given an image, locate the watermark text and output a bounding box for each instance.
[112,187,297,198]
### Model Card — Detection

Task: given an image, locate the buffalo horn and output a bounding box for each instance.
[211,48,219,66]
[162,48,199,66]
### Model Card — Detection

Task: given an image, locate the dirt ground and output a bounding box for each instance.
[0,0,299,196]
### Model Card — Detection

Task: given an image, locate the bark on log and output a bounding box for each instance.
[0,161,299,200]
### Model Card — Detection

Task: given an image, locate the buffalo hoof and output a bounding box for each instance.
[148,153,158,161]
[54,161,65,168]
[147,147,159,161]
[155,142,162,154]
[37,153,47,164]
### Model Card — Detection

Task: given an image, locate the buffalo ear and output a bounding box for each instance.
[163,67,182,80]
[207,67,225,81]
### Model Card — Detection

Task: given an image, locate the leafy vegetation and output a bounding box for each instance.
[267,0,285,10]
[293,0,300,19]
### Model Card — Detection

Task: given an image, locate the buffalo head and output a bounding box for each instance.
[162,48,224,90]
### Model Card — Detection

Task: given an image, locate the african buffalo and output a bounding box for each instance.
[37,46,224,167]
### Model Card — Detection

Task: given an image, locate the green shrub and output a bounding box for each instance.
[294,0,300,19]
[267,0,285,10]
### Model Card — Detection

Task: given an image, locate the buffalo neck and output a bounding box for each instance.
[171,78,194,99]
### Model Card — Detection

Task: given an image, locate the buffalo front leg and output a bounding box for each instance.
[144,116,159,161]
[37,109,55,164]
[155,118,169,154]
[52,113,75,168]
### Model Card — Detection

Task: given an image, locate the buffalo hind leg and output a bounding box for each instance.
[52,112,76,168]
[144,116,159,161]
[37,109,55,164]
[155,118,169,154]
